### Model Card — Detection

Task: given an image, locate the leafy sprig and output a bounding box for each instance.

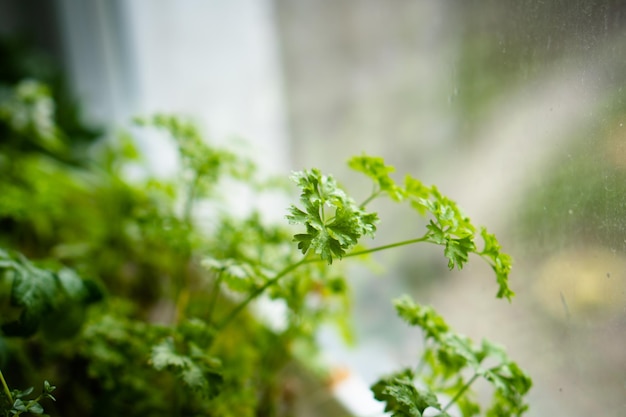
[0,372,56,417]
[372,295,532,416]
[348,155,405,202]
[134,114,255,222]
[287,169,378,264]
[288,155,514,300]
[282,156,528,415]
[223,154,515,337]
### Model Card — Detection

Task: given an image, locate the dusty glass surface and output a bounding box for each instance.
[274,1,626,416]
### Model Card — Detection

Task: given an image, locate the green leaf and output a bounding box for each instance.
[12,398,27,412]
[14,387,34,398]
[403,176,430,209]
[371,370,443,417]
[0,249,102,337]
[348,155,405,201]
[0,80,65,153]
[134,114,255,202]
[150,338,223,398]
[405,176,514,298]
[484,361,532,416]
[1,255,56,337]
[42,379,56,402]
[442,235,475,270]
[393,295,449,342]
[287,169,378,264]
[25,401,43,414]
[178,318,218,351]
[480,228,514,300]
[151,339,190,370]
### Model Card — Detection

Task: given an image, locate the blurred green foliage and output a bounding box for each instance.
[0,40,354,416]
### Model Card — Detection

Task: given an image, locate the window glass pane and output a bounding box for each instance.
[275,2,626,416]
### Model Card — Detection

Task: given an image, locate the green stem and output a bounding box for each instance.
[183,173,201,224]
[359,188,381,208]
[442,373,479,412]
[0,368,13,404]
[414,336,429,377]
[342,236,430,259]
[217,258,310,330]
[217,235,431,330]
[207,271,224,325]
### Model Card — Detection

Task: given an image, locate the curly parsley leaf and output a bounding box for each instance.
[416,186,477,270]
[371,369,447,417]
[348,155,405,202]
[479,228,514,301]
[150,338,223,398]
[287,169,378,264]
[394,295,449,342]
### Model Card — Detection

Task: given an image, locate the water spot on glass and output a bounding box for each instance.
[568,209,573,215]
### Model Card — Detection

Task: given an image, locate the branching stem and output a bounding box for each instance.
[359,187,381,208]
[217,257,310,330]
[341,235,430,258]
[218,235,431,330]
[414,335,429,377]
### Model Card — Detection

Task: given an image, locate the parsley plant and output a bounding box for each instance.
[0,54,529,415]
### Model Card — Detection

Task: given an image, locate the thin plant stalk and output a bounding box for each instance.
[359,187,381,208]
[442,373,480,413]
[206,271,224,325]
[217,257,310,329]
[414,335,429,377]
[0,368,13,404]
